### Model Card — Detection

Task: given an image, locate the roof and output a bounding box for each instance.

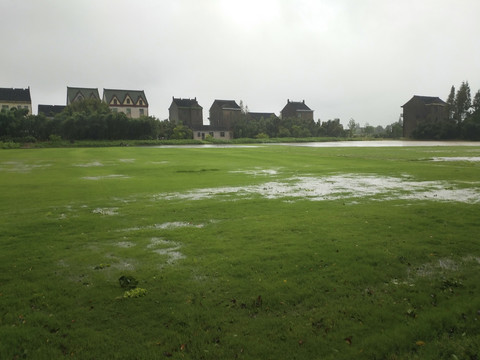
[171,97,202,108]
[402,95,447,107]
[103,88,148,106]
[211,99,241,110]
[38,105,66,116]
[281,99,313,113]
[67,87,100,104]
[248,112,277,120]
[0,87,31,102]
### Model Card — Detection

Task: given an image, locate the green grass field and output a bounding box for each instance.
[1,144,480,359]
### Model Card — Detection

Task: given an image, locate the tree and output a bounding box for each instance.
[347,118,357,137]
[320,119,345,137]
[446,85,455,120]
[363,122,375,136]
[453,81,471,123]
[472,90,480,113]
[239,100,248,114]
[171,124,193,139]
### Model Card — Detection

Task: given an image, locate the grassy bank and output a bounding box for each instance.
[1,136,359,149]
[1,145,479,359]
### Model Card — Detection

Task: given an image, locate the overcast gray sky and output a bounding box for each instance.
[2,0,480,126]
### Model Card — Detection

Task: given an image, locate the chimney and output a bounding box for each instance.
[302,100,305,104]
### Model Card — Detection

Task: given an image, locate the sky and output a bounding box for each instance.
[2,0,480,127]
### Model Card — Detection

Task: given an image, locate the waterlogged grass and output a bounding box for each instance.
[1,145,480,359]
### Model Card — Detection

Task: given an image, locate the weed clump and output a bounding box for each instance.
[123,288,147,298]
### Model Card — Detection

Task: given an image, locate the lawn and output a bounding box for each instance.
[1,144,479,359]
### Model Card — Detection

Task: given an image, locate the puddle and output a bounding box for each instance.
[0,161,52,173]
[116,241,135,248]
[82,174,130,180]
[154,221,204,229]
[148,237,185,264]
[414,258,459,277]
[431,157,480,162]
[74,161,103,167]
[230,168,279,176]
[120,221,205,232]
[92,207,118,215]
[159,174,480,204]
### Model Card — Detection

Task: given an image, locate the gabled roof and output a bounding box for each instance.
[67,87,100,104]
[402,95,447,107]
[103,89,148,106]
[38,105,66,116]
[281,99,313,113]
[248,112,277,120]
[211,99,241,110]
[0,87,31,102]
[171,97,202,109]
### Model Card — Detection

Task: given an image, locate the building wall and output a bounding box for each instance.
[0,101,32,114]
[193,129,233,140]
[402,99,448,137]
[209,104,240,129]
[110,106,148,118]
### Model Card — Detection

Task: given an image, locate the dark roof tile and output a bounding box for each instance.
[0,87,31,102]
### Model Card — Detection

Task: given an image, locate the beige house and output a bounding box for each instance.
[66,87,100,104]
[0,87,32,114]
[103,89,148,118]
[193,127,233,141]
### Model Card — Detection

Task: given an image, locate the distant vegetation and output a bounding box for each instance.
[233,114,403,139]
[1,98,406,144]
[413,81,480,140]
[0,99,183,143]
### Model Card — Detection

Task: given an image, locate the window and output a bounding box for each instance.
[220,132,225,137]
[139,108,144,116]
[126,98,131,104]
[112,108,118,113]
[1,105,8,111]
[126,108,131,116]
[197,132,201,137]
[209,132,214,137]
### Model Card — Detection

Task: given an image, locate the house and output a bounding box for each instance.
[402,95,448,137]
[169,97,203,128]
[192,99,242,140]
[209,99,242,130]
[247,112,277,121]
[38,105,66,118]
[66,87,100,104]
[0,87,32,114]
[102,89,149,118]
[280,99,314,120]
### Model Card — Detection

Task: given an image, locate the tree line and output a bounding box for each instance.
[232,113,402,139]
[0,99,192,142]
[412,81,480,140]
[1,98,406,143]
